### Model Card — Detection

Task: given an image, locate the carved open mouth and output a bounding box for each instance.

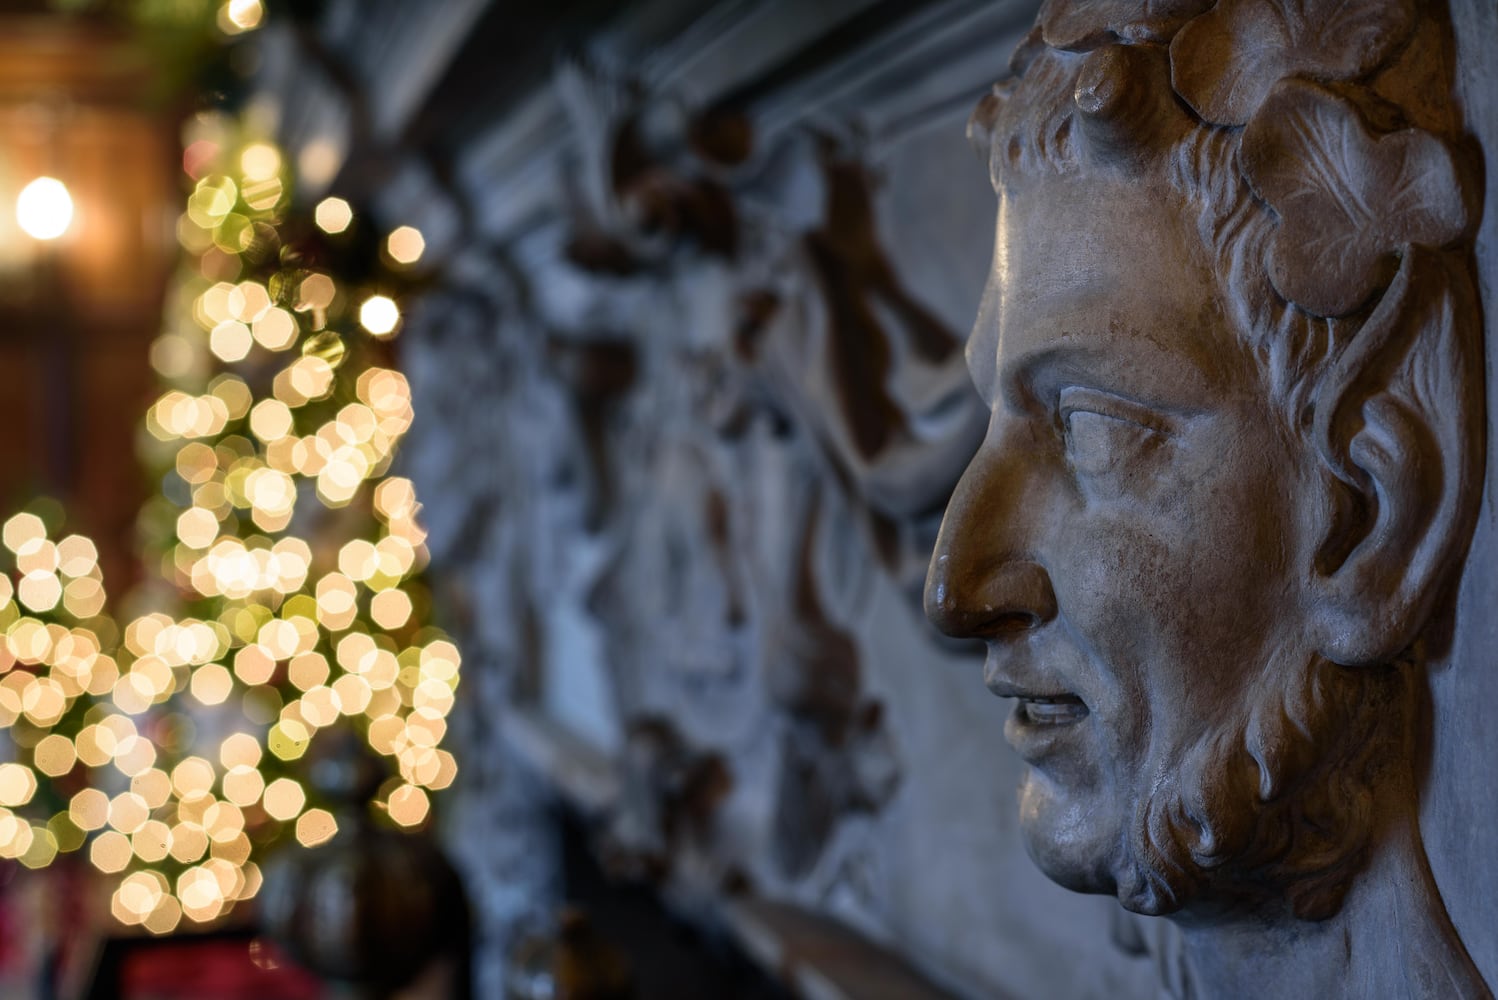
[1016,694,1089,726]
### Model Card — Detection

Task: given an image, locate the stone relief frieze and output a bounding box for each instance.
[927,0,1487,996]
[399,271,565,998]
[403,56,989,934]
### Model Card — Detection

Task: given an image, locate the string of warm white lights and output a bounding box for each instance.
[0,1,459,935]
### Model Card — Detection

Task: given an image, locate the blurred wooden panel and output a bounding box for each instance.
[0,13,179,591]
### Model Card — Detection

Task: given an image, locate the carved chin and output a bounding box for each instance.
[1014,767,1124,898]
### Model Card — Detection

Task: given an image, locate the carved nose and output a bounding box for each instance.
[925,554,1057,639]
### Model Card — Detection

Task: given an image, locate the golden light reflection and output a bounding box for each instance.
[219,732,261,769]
[262,777,304,821]
[56,536,97,577]
[369,588,413,629]
[114,736,158,777]
[108,792,150,835]
[48,813,85,854]
[169,822,208,864]
[298,274,335,311]
[386,784,429,827]
[331,673,372,716]
[302,330,346,368]
[253,306,298,351]
[232,643,276,685]
[144,895,183,936]
[189,663,234,705]
[70,788,108,831]
[210,321,253,362]
[17,828,57,869]
[239,144,281,183]
[18,571,62,613]
[0,812,33,860]
[171,757,215,798]
[178,865,226,922]
[229,281,271,323]
[91,830,133,874]
[386,226,425,265]
[314,197,353,235]
[267,720,310,761]
[0,765,37,807]
[222,765,264,806]
[133,768,173,809]
[249,399,294,442]
[294,808,336,847]
[287,651,329,692]
[114,871,166,925]
[220,0,265,34]
[133,820,174,863]
[358,295,400,338]
[33,734,76,777]
[2,514,46,553]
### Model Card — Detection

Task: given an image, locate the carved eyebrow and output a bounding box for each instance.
[995,326,1222,424]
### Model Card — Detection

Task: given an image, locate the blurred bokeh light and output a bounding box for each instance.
[15,176,73,241]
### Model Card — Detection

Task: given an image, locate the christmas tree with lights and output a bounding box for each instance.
[0,52,460,934]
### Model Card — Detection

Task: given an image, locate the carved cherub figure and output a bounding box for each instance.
[924,1,1488,996]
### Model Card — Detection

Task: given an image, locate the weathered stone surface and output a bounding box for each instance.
[929,1,1492,995]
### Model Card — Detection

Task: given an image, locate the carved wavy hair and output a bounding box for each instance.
[974,32,1479,921]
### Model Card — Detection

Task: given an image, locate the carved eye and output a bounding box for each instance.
[1058,388,1166,483]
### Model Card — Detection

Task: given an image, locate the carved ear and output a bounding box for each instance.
[1308,246,1482,667]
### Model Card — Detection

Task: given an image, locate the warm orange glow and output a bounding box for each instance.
[294,807,336,847]
[386,226,425,265]
[262,777,304,821]
[91,830,132,873]
[33,735,76,777]
[0,765,37,807]
[252,307,297,350]
[386,784,429,827]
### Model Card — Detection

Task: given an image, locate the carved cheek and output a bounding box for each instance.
[1058,519,1179,680]
[1056,495,1276,717]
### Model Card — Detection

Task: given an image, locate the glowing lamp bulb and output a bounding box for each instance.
[16,178,74,241]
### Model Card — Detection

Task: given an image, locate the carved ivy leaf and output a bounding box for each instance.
[1170,0,1416,126]
[1240,80,1468,317]
[1038,0,1213,51]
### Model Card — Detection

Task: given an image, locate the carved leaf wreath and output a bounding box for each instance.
[1240,80,1468,317]
[1038,0,1212,50]
[1170,0,1416,126]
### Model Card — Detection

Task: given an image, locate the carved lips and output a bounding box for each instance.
[1016,695,1089,726]
[985,675,1092,762]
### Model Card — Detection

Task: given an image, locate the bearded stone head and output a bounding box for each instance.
[923,0,1483,946]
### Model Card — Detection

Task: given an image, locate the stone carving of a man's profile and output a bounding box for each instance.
[924,1,1487,995]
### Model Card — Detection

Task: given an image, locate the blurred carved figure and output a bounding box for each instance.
[925,1,1487,996]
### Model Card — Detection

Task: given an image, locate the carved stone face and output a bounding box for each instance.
[926,172,1322,904]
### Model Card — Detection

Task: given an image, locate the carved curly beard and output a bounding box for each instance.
[1115,653,1410,921]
